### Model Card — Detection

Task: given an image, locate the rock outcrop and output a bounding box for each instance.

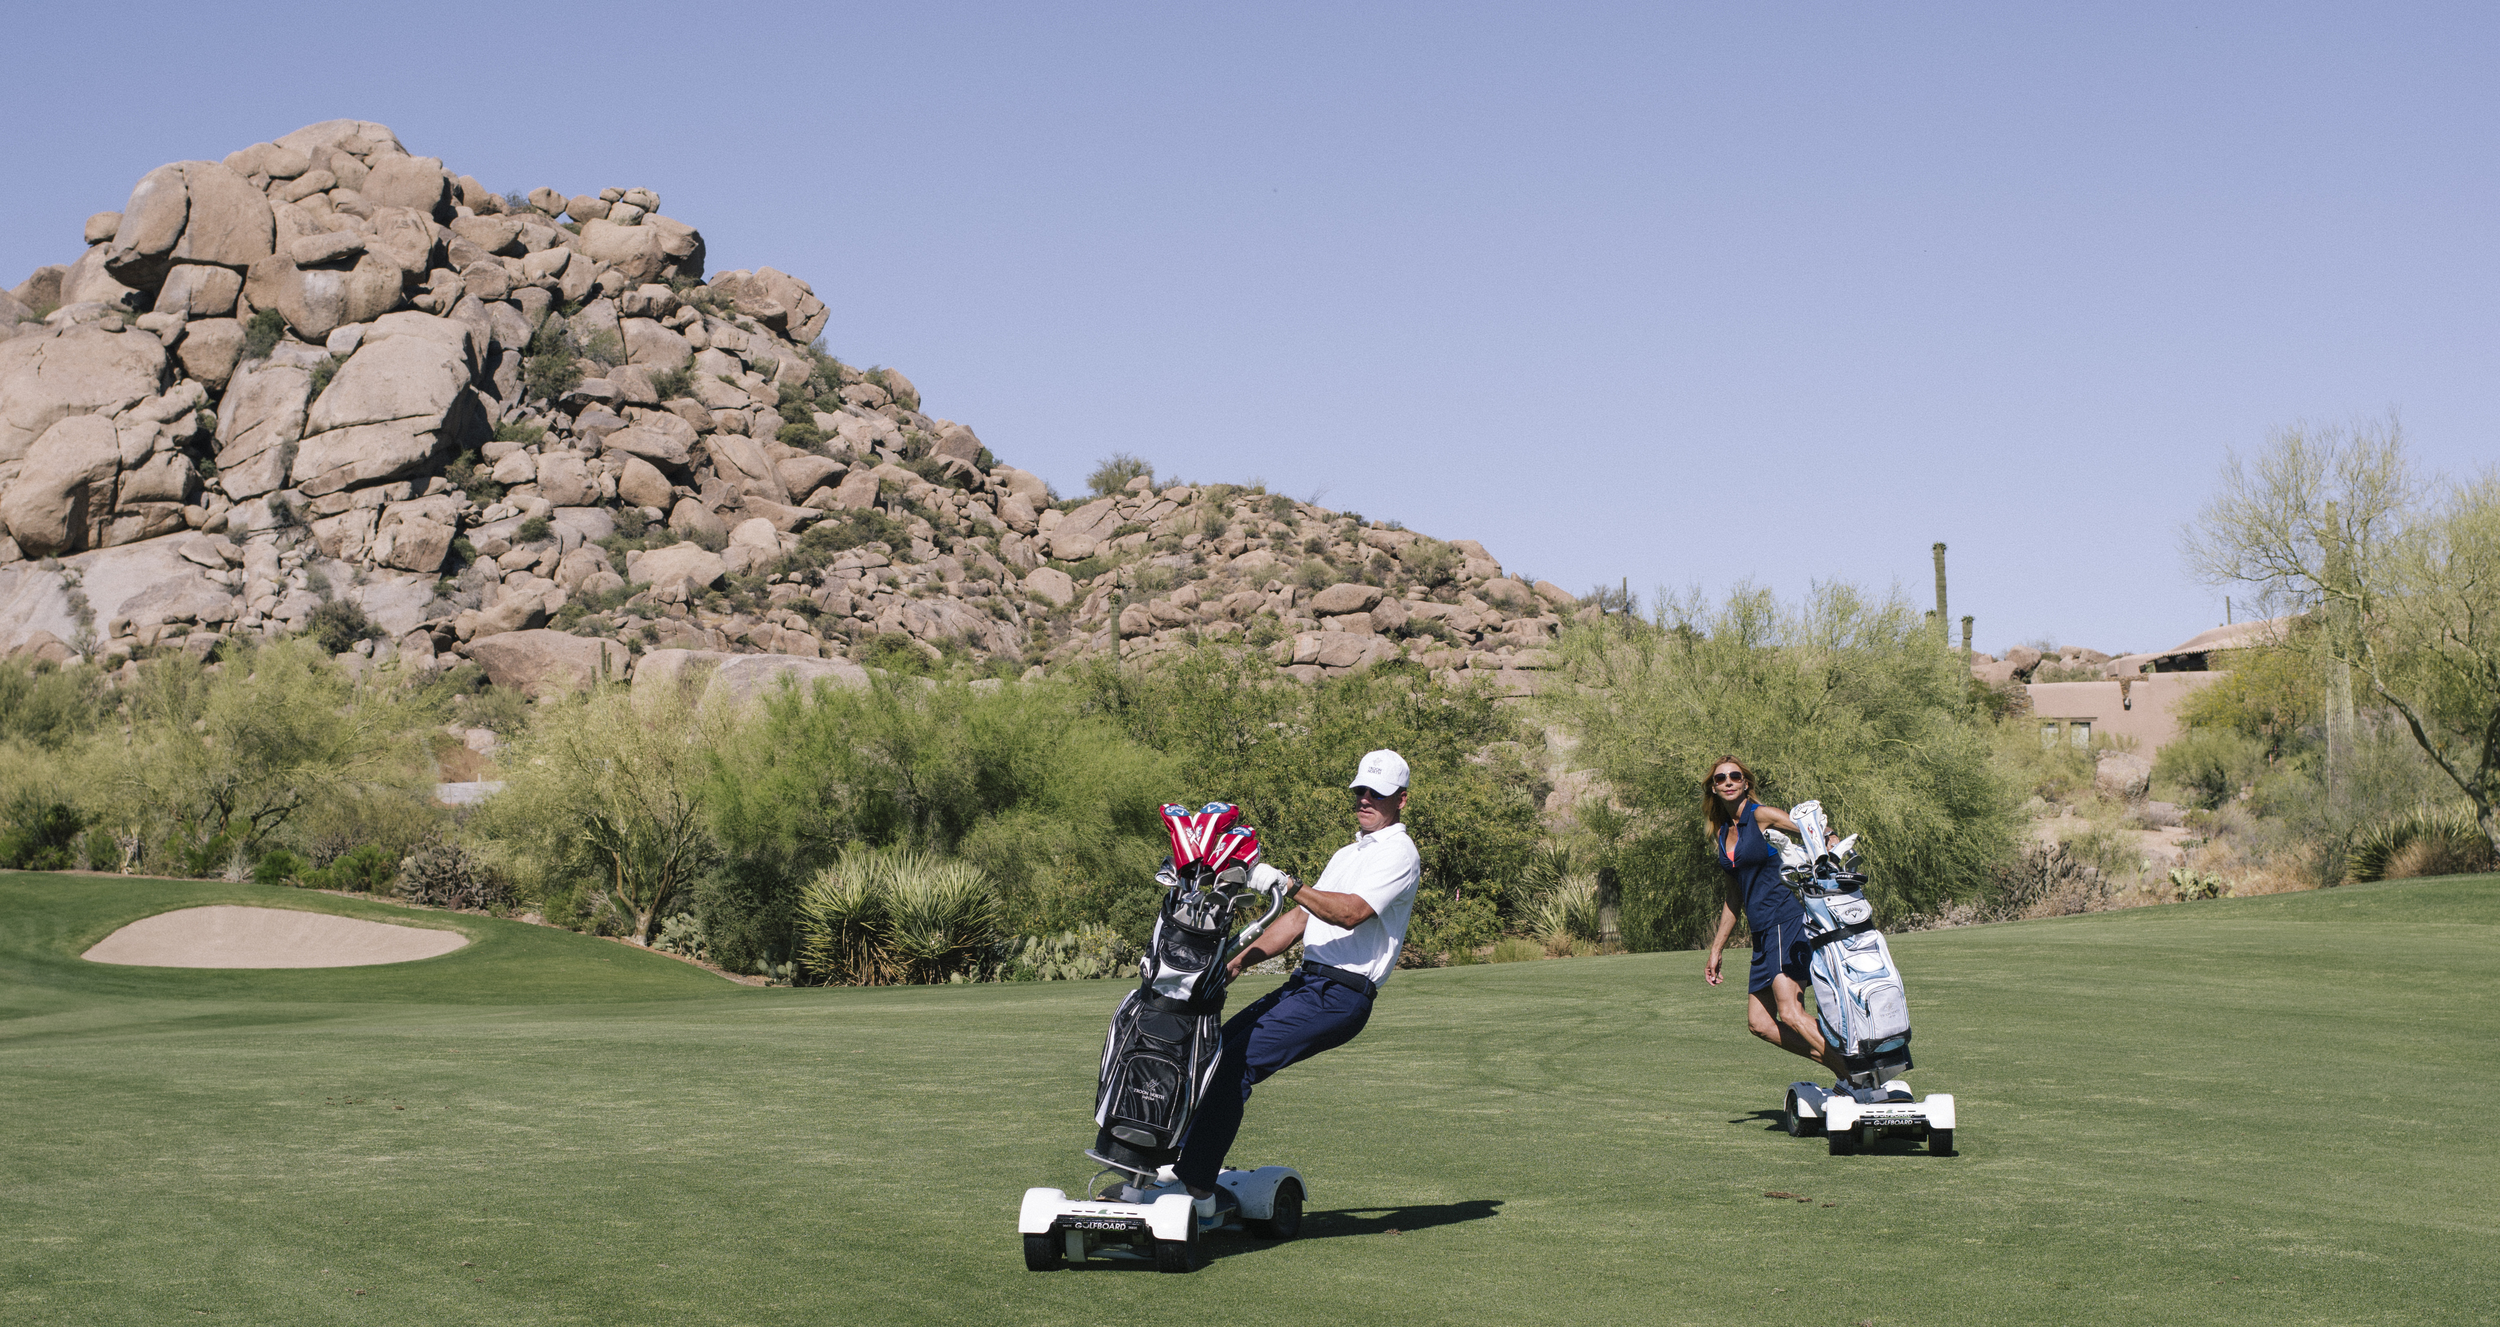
[0,121,1571,693]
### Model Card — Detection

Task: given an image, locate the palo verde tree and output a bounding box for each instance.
[1546,581,2018,948]
[2187,420,2500,858]
[473,687,725,944]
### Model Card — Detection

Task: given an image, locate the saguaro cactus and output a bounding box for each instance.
[1932,542,1949,645]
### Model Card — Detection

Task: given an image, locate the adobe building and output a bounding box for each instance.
[2021,620,2282,756]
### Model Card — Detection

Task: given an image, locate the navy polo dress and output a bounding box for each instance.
[1719,802,1809,994]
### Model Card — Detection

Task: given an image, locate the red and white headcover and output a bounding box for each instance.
[1161,802,1259,870]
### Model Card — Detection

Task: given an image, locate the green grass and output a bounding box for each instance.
[2,872,2495,1325]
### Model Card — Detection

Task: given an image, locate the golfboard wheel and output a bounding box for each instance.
[1023,1233,1066,1271]
[1827,1123,1856,1156]
[1784,1091,1810,1137]
[1153,1221,1198,1274]
[1247,1178,1304,1240]
[1930,1128,1954,1158]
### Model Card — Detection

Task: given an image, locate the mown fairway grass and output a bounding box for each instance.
[2,871,2494,1326]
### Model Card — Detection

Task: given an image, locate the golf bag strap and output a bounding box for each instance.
[1804,920,1878,952]
[1141,991,1223,1016]
[1300,961,1379,1000]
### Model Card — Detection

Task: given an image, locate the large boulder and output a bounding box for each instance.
[577,219,666,284]
[212,359,312,498]
[1280,630,1398,671]
[292,331,481,495]
[157,263,243,318]
[467,629,630,698]
[174,318,246,388]
[603,415,694,471]
[702,432,787,503]
[621,316,692,372]
[616,455,673,509]
[625,541,727,595]
[0,326,169,463]
[699,653,869,708]
[0,415,122,555]
[361,155,452,219]
[1042,496,1122,561]
[1023,566,1077,607]
[242,253,404,342]
[1309,582,1385,616]
[103,161,273,291]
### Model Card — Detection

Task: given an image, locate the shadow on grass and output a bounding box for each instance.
[1200,1199,1504,1263]
[1732,1109,1791,1132]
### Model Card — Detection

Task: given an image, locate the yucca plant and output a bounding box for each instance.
[795,846,1000,985]
[2346,805,2494,883]
[1527,874,1605,955]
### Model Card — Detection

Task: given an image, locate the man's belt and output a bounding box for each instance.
[1299,961,1379,999]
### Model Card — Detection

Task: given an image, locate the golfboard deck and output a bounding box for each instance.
[1785,1080,1957,1156]
[1021,1164,1304,1272]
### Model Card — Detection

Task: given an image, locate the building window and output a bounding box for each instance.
[2039,719,2094,750]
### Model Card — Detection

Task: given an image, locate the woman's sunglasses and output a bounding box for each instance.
[1709,772,1748,786]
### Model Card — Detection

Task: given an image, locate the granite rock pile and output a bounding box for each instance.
[0,120,1574,692]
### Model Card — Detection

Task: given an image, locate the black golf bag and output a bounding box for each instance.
[1090,803,1287,1181]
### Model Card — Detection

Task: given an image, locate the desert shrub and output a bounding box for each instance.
[304,843,395,892]
[469,689,726,943]
[80,827,122,872]
[241,308,286,360]
[1087,452,1154,497]
[795,509,907,560]
[306,354,344,402]
[854,633,932,676]
[93,641,424,867]
[2168,867,2232,901]
[1527,874,1604,953]
[649,365,695,401]
[703,674,1176,963]
[444,450,504,504]
[493,420,547,446]
[2059,822,2142,877]
[1403,887,1500,966]
[1079,648,1543,911]
[995,923,1134,981]
[1975,843,2108,920]
[2346,804,2495,883]
[516,515,552,544]
[306,598,379,655]
[793,846,1000,985]
[397,836,512,910]
[522,324,584,402]
[0,794,87,870]
[655,912,709,960]
[1488,936,1544,963]
[0,658,110,750]
[1548,582,2019,950]
[778,420,828,450]
[2153,727,2267,809]
[252,846,308,886]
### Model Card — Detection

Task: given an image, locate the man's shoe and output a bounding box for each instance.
[1195,1188,1241,1231]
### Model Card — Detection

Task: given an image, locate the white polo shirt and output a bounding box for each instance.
[1300,821,1422,986]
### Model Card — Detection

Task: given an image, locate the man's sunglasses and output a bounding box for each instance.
[1709,772,1748,785]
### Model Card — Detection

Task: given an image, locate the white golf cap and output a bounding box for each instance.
[1348,749,1410,795]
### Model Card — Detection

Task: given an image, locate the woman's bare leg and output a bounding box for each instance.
[1749,977,1846,1076]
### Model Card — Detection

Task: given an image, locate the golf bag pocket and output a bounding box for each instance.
[1095,991,1223,1154]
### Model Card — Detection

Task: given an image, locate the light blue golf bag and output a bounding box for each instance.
[1771,801,1913,1090]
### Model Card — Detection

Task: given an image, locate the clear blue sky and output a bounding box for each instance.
[8,2,2493,655]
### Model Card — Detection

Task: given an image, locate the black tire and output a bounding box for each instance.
[1785,1092,1810,1137]
[1828,1122,1856,1156]
[1024,1233,1065,1271]
[1154,1226,1197,1274]
[1930,1128,1955,1158]
[1248,1179,1304,1240]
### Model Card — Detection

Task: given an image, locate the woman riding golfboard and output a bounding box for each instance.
[1701,756,1850,1079]
[1173,749,1422,1227]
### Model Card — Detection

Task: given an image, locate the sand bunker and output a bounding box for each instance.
[82,906,470,969]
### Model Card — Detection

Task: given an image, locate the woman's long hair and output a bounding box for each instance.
[1701,755,1759,841]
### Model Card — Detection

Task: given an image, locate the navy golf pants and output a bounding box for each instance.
[1175,971,1374,1190]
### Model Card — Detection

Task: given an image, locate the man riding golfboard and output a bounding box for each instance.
[1174,749,1423,1226]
